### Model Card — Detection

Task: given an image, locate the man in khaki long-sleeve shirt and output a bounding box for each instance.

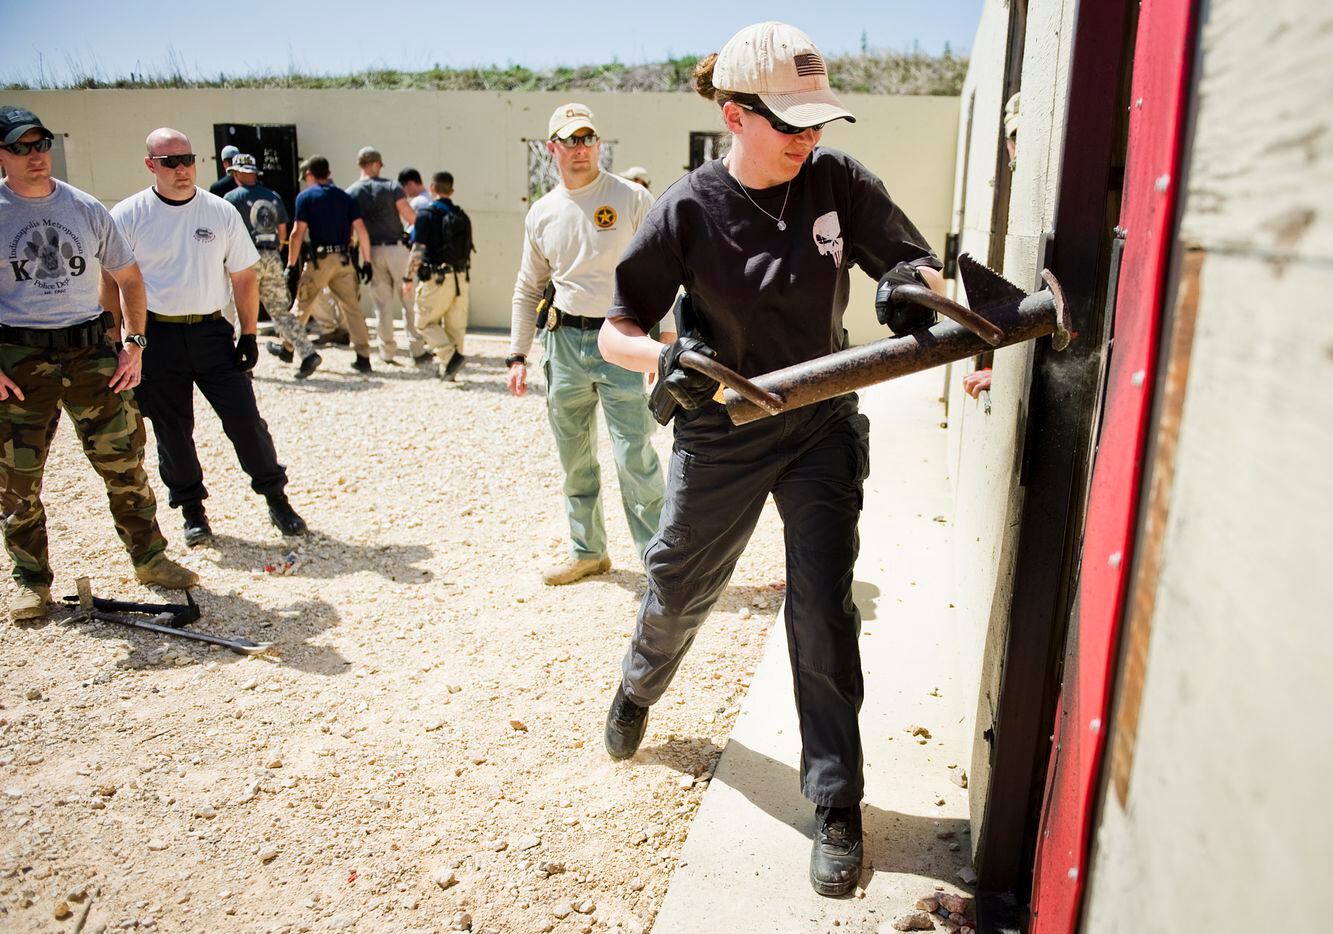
[506,103,669,586]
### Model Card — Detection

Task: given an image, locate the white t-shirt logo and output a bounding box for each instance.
[812,211,843,267]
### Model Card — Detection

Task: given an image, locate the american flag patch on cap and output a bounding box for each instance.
[794,52,826,77]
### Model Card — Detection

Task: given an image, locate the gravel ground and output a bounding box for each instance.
[0,332,786,934]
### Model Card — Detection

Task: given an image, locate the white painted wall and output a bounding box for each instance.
[1,89,956,335]
[1082,2,1333,930]
[945,0,1078,839]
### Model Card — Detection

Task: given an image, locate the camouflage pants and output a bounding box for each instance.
[0,340,167,586]
[253,251,316,361]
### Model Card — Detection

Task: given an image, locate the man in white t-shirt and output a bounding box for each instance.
[109,127,307,547]
[506,103,669,586]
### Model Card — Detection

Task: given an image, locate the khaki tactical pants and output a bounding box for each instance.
[0,340,168,586]
[368,244,424,361]
[414,272,470,364]
[292,255,371,357]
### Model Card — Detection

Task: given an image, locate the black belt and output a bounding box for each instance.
[312,245,351,255]
[553,309,604,331]
[149,311,222,325]
[256,244,281,251]
[0,311,111,350]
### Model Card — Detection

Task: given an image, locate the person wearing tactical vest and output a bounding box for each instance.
[402,171,473,380]
[0,105,198,621]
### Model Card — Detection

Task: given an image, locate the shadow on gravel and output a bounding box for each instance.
[636,737,725,778]
[200,532,435,583]
[711,740,972,894]
[51,587,349,676]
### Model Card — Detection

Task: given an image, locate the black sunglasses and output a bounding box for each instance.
[150,153,197,169]
[735,102,826,135]
[552,133,599,149]
[2,138,54,155]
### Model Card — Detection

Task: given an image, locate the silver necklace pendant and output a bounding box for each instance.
[777,220,787,231]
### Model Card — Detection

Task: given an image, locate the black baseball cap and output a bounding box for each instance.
[0,106,55,146]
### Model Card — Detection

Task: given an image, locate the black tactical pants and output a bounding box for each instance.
[621,394,871,807]
[136,316,287,509]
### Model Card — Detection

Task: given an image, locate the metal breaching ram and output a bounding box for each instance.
[680,254,1073,426]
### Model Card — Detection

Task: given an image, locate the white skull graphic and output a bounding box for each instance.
[812,211,843,267]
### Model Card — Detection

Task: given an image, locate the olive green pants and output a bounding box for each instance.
[0,340,167,586]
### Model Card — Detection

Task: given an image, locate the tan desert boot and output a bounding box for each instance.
[542,556,612,586]
[11,583,50,622]
[134,554,200,589]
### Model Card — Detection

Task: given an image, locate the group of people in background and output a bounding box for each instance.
[2,19,952,900]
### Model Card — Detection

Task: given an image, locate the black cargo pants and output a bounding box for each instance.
[622,394,871,807]
[136,315,288,509]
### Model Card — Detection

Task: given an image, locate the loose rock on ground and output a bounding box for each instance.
[0,335,784,931]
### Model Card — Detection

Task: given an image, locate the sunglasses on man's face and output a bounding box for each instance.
[2,138,54,155]
[150,153,197,169]
[735,102,826,135]
[553,134,599,149]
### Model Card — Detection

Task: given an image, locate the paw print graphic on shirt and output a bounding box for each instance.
[23,228,73,279]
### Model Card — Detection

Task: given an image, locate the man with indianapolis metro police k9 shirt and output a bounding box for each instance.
[109,127,308,548]
[0,105,197,622]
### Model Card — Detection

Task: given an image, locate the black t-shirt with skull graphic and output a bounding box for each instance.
[609,147,941,379]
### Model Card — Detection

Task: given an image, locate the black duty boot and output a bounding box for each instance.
[181,503,212,547]
[296,352,323,380]
[604,683,649,760]
[352,354,373,374]
[266,495,308,536]
[809,804,863,897]
[266,341,293,363]
[444,351,467,378]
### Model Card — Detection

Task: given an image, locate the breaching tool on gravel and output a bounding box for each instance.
[63,577,273,656]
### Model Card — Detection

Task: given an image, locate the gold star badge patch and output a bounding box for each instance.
[594,205,617,229]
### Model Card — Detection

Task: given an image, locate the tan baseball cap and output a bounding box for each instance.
[548,103,597,140]
[712,22,855,128]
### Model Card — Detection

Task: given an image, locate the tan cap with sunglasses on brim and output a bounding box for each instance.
[0,105,55,146]
[712,22,856,129]
[548,103,597,140]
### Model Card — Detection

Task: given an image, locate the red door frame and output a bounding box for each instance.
[1029,1,1198,931]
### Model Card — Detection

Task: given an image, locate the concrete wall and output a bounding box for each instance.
[1081,2,1333,930]
[945,0,1078,841]
[2,89,957,336]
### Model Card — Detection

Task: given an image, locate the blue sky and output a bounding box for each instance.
[1,0,983,84]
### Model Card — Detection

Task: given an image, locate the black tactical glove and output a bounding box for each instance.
[234,333,259,372]
[649,338,720,426]
[659,337,720,410]
[357,258,374,285]
[285,264,301,299]
[875,261,937,336]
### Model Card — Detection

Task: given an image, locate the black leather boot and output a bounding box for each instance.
[266,494,308,536]
[181,503,212,547]
[809,804,863,896]
[604,683,649,760]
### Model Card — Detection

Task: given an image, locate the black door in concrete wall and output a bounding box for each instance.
[212,124,299,218]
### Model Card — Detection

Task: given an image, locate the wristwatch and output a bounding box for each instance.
[504,353,527,367]
[124,333,148,349]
